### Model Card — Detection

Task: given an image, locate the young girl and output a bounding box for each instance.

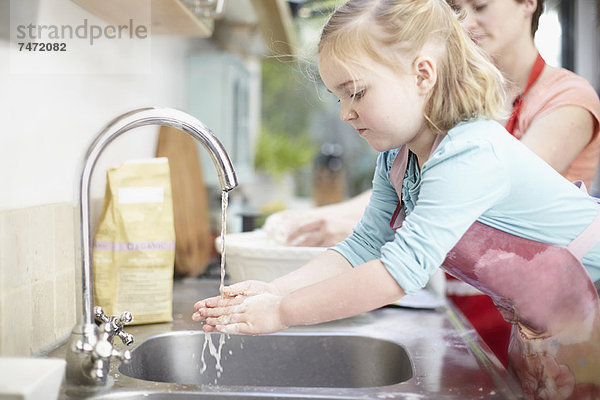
[193,0,600,398]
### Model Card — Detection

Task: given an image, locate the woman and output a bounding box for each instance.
[447,0,600,367]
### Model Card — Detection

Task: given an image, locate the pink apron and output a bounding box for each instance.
[389,137,600,399]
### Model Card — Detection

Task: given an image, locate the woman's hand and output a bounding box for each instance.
[264,211,357,247]
[194,293,287,335]
[286,216,358,247]
[263,190,371,247]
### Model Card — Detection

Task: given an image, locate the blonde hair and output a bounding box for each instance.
[319,0,508,133]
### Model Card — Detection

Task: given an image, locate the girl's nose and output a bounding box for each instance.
[340,107,357,122]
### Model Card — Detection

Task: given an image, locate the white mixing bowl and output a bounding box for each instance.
[215,230,326,284]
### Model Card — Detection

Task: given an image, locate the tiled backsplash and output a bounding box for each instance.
[0,203,77,356]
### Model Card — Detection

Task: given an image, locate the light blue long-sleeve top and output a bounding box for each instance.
[333,119,600,295]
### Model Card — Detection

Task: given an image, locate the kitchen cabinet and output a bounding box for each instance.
[249,0,297,61]
[71,0,214,36]
[188,53,252,186]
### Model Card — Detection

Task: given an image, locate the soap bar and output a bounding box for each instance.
[0,358,65,400]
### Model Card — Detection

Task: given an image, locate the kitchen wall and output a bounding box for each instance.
[0,0,224,356]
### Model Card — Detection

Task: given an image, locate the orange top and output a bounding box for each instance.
[512,67,600,187]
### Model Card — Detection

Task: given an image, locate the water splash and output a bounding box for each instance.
[200,332,226,379]
[200,333,208,374]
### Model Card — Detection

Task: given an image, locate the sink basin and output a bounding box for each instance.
[49,279,523,399]
[119,331,413,388]
[94,393,357,400]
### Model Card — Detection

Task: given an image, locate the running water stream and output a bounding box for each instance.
[219,190,228,296]
[200,190,229,381]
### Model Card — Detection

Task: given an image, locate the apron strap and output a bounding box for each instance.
[568,211,600,259]
[505,52,546,135]
[389,134,446,230]
[390,134,446,199]
[567,180,600,259]
[389,146,409,200]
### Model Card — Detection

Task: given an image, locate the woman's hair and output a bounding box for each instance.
[516,0,545,36]
[318,0,507,134]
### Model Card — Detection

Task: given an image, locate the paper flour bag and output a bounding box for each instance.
[93,158,175,325]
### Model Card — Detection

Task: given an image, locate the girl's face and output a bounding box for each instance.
[451,0,533,57]
[318,53,430,153]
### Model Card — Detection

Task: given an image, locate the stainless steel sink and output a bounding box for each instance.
[92,393,361,400]
[48,278,524,399]
[119,331,412,388]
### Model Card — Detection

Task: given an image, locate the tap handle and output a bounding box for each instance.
[118,311,133,325]
[94,306,132,326]
[94,306,134,346]
[94,306,110,324]
[114,311,134,345]
[73,338,93,354]
[117,330,134,346]
[70,320,133,384]
[90,323,133,381]
[94,323,116,359]
[90,359,106,381]
[74,324,114,383]
[73,337,107,383]
[111,348,132,363]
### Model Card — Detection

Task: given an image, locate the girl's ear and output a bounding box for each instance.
[413,56,437,95]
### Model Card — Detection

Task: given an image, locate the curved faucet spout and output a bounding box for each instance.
[79,107,238,327]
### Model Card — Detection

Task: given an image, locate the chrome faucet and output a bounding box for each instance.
[65,107,238,388]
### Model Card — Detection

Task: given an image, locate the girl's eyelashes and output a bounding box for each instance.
[351,89,365,100]
[337,89,366,103]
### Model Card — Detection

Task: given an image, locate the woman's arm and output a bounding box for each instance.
[263,190,372,247]
[520,105,595,173]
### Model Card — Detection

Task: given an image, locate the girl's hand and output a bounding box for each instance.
[193,280,278,311]
[192,280,280,332]
[221,280,279,298]
[195,293,287,335]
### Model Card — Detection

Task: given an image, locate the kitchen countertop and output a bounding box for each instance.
[48,278,524,399]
